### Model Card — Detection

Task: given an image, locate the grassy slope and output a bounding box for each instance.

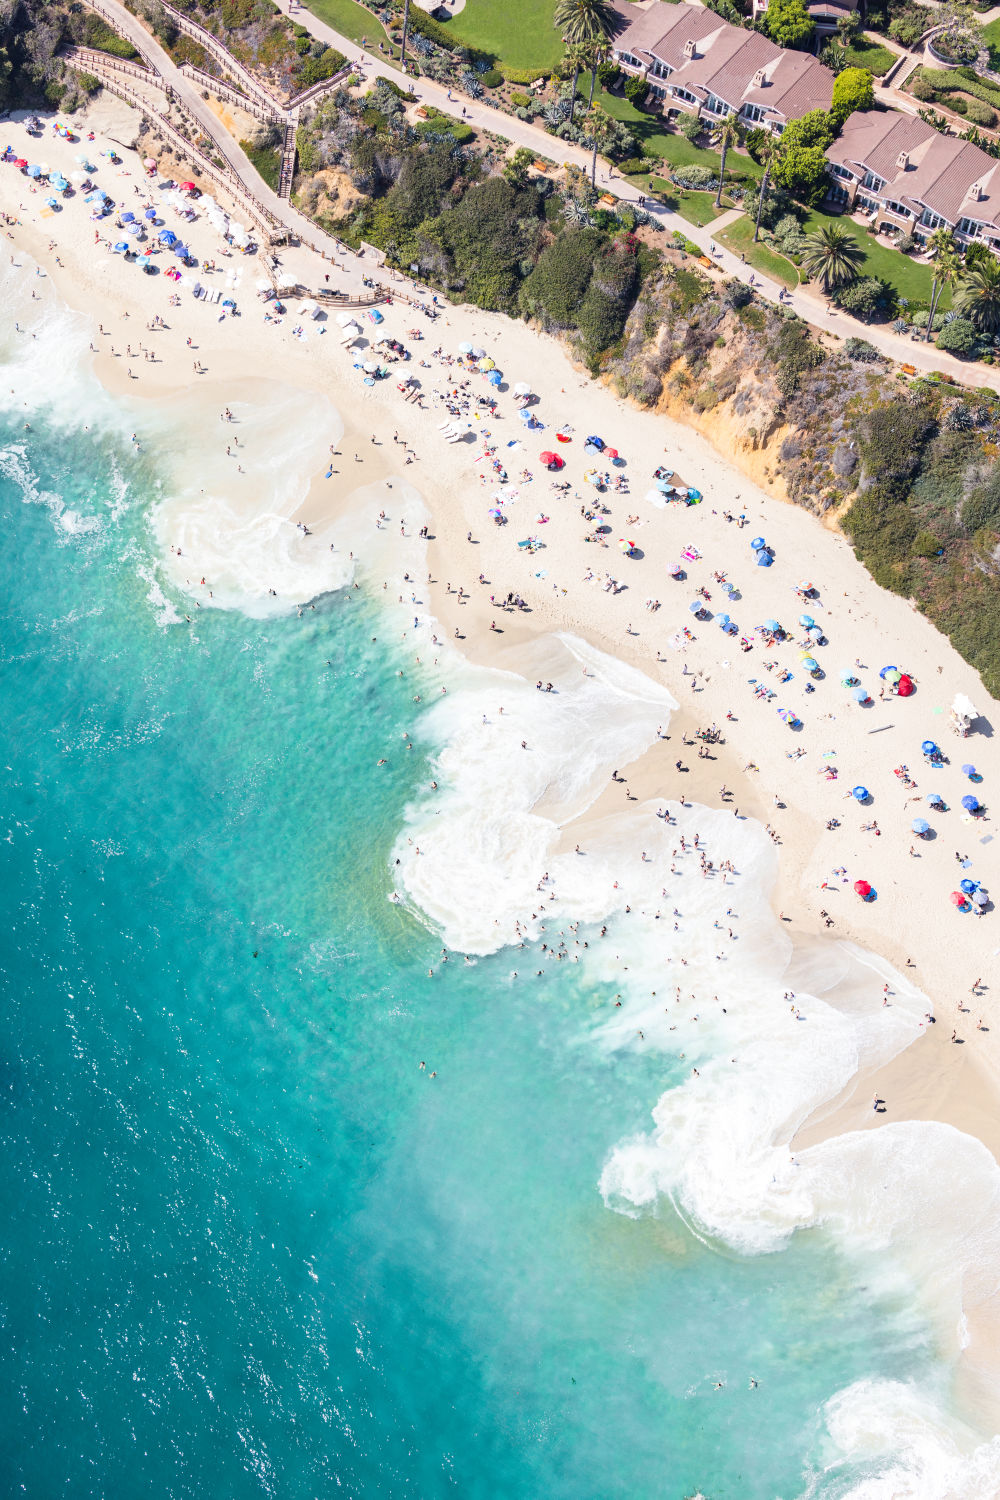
[300,0,389,49]
[442,0,564,69]
[802,209,949,305]
[596,87,763,176]
[842,37,896,76]
[717,215,799,287]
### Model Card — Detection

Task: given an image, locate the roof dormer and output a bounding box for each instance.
[969,179,984,201]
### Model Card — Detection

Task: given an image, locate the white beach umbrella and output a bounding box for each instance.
[335,310,355,325]
[471,346,485,359]
[512,381,531,397]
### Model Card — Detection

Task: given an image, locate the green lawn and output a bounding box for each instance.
[802,209,949,305]
[596,87,762,179]
[661,185,727,226]
[300,0,390,50]
[442,0,564,70]
[843,36,896,77]
[717,214,799,287]
[981,15,1000,66]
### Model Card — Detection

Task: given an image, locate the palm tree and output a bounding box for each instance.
[710,113,744,209]
[954,255,1000,334]
[399,0,411,71]
[564,40,589,125]
[924,227,957,341]
[584,38,611,108]
[800,223,866,292]
[554,0,618,112]
[753,135,782,243]
[583,106,618,186]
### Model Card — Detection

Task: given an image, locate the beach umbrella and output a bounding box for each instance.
[13,158,27,169]
[586,435,604,449]
[44,196,58,208]
[926,791,944,805]
[471,346,486,359]
[763,619,781,633]
[912,818,930,834]
[121,211,135,222]
[539,450,556,465]
[488,370,502,387]
[879,665,897,679]
[605,448,619,459]
[852,785,869,802]
[172,244,188,258]
[655,477,673,492]
[797,580,814,594]
[808,626,823,642]
[841,670,858,685]
[756,550,773,566]
[113,240,129,252]
[143,157,156,169]
[897,675,914,696]
[126,223,143,236]
[962,795,980,812]
[750,536,765,550]
[619,538,635,554]
[802,656,819,672]
[717,613,731,628]
[950,892,968,908]
[458,341,472,353]
[854,880,872,897]
[853,686,869,702]
[583,443,601,458]
[144,208,157,220]
[689,600,703,614]
[512,381,531,397]
[26,164,41,177]
[37,162,49,175]
[158,229,176,244]
[478,357,495,371]
[518,407,533,423]
[960,878,978,896]
[668,563,683,577]
[799,614,815,629]
[75,152,90,163]
[179,181,197,192]
[962,764,977,777]
[921,740,938,756]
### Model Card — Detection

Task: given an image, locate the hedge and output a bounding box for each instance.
[498,63,551,84]
[911,65,1000,113]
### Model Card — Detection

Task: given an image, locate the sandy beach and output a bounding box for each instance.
[6,95,1000,1444]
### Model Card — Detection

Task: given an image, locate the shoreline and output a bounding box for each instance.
[6,99,1000,1442]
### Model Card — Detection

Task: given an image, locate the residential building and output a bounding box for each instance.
[825,109,1000,253]
[611,0,834,135]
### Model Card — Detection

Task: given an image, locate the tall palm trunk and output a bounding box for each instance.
[588,66,598,107]
[715,138,728,209]
[569,63,580,123]
[753,159,772,243]
[592,137,599,185]
[400,0,410,69]
[925,276,941,342]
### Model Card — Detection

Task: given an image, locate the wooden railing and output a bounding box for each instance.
[179,62,279,124]
[60,43,158,84]
[157,0,285,113]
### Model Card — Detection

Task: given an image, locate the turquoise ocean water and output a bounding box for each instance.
[0,350,959,1498]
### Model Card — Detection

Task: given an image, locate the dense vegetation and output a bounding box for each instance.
[293,79,660,363]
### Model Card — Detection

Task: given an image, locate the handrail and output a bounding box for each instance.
[157,0,286,112]
[178,62,279,124]
[60,43,157,83]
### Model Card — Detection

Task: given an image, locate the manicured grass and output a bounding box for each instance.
[301,0,389,50]
[717,214,799,287]
[443,0,564,71]
[668,187,726,226]
[842,36,896,77]
[595,87,762,179]
[802,209,949,305]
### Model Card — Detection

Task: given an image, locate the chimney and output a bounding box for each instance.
[683,37,697,58]
[752,67,766,87]
[896,150,909,170]
[970,179,983,201]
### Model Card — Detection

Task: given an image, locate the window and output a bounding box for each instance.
[650,59,672,78]
[671,87,699,104]
[650,84,667,99]
[919,209,947,230]
[863,172,885,191]
[741,102,764,123]
[958,217,983,238]
[827,183,849,205]
[829,163,854,182]
[884,200,911,218]
[618,51,641,69]
[704,95,730,116]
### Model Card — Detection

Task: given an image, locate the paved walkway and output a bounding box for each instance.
[89,0,1000,393]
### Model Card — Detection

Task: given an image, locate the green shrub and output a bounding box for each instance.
[912,530,943,556]
[82,13,139,58]
[510,90,532,108]
[964,96,996,126]
[498,64,549,84]
[679,113,703,142]
[624,74,648,105]
[520,227,604,326]
[481,68,503,88]
[844,336,882,362]
[936,317,979,356]
[832,277,892,321]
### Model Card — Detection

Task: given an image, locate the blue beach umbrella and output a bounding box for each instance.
[689,600,703,614]
[763,619,781,633]
[926,791,944,805]
[158,229,176,244]
[801,656,819,672]
[879,665,898,678]
[173,243,188,257]
[808,625,823,641]
[960,878,978,895]
[750,536,765,550]
[121,211,135,222]
[853,686,868,702]
[799,614,815,628]
[912,818,930,834]
[921,740,938,756]
[756,550,772,566]
[113,240,129,252]
[716,613,731,628]
[44,196,58,208]
[962,795,980,811]
[126,222,143,236]
[518,406,533,422]
[961,764,977,777]
[26,164,41,177]
[852,785,870,802]
[488,370,502,387]
[144,207,157,220]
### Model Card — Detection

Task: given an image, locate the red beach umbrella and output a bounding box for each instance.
[897,674,914,697]
[179,180,197,192]
[950,891,968,907]
[853,879,872,898]
[539,450,556,464]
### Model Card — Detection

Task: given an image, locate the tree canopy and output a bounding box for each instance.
[772,110,835,203]
[762,0,814,50]
[830,66,875,129]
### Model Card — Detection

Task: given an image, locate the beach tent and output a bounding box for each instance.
[756,550,773,566]
[586,435,604,450]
